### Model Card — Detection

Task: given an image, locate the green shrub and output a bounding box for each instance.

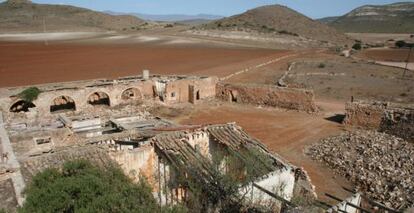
[318,63,326,68]
[18,87,41,102]
[395,40,406,48]
[19,160,165,213]
[352,43,362,50]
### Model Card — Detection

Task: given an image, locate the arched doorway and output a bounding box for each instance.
[50,96,76,113]
[87,92,110,106]
[9,100,36,113]
[121,88,142,101]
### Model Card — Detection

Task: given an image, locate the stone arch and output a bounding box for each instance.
[50,96,76,113]
[87,92,110,106]
[9,100,36,113]
[121,88,142,101]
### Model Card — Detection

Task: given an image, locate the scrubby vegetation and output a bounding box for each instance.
[395,40,414,48]
[352,42,362,50]
[18,87,41,102]
[19,160,184,213]
[318,63,326,68]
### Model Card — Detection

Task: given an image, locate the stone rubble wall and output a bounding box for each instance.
[344,101,414,142]
[20,146,114,183]
[308,130,414,209]
[216,83,318,112]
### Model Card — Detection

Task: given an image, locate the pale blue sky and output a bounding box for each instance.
[3,0,413,18]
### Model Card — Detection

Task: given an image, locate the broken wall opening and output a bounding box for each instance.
[88,92,110,106]
[230,90,238,103]
[122,88,142,101]
[9,100,36,113]
[50,96,76,113]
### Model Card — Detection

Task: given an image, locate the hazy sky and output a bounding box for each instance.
[4,0,413,18]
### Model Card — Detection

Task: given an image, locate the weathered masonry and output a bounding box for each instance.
[0,73,218,120]
[216,83,318,112]
[17,121,317,212]
[344,101,414,142]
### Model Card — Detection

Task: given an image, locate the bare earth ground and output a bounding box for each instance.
[0,41,289,87]
[159,101,353,204]
[1,33,412,205]
[357,48,414,62]
[285,56,414,103]
[346,33,414,44]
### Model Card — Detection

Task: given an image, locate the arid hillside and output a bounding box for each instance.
[329,2,414,33]
[200,5,351,45]
[0,0,146,32]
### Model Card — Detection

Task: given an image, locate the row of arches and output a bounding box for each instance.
[10,88,142,114]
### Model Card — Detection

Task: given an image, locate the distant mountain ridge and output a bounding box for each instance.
[0,0,146,33]
[317,16,340,24]
[103,11,223,22]
[327,2,414,33]
[200,5,350,45]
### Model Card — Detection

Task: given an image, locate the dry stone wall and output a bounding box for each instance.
[308,130,414,209]
[344,101,414,142]
[216,83,318,112]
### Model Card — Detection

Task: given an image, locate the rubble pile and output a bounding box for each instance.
[308,130,414,209]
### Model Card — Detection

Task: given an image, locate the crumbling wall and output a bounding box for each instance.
[344,101,414,142]
[110,145,156,184]
[0,178,18,212]
[240,168,296,203]
[216,83,317,112]
[9,128,72,157]
[163,77,218,104]
[380,108,414,142]
[292,168,317,203]
[343,102,386,129]
[20,146,113,183]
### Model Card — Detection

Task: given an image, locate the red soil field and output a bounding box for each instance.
[0,41,289,87]
[359,48,414,62]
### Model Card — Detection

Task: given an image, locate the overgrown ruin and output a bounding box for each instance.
[0,72,324,212]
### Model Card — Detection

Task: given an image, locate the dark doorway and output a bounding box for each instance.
[10,100,36,113]
[196,90,200,100]
[122,88,141,101]
[88,92,110,106]
[50,96,76,113]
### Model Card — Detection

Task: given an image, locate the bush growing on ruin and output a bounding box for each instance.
[395,40,407,48]
[19,160,162,213]
[318,63,326,68]
[352,43,362,50]
[17,87,41,102]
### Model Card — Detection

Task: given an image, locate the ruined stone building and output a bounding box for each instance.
[0,73,319,211]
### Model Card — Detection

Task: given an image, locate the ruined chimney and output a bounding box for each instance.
[143,69,150,80]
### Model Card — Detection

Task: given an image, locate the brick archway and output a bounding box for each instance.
[50,96,76,113]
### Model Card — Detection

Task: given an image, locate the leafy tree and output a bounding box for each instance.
[19,160,164,213]
[18,87,41,102]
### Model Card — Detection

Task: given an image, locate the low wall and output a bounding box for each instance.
[216,83,318,112]
[344,101,414,142]
[343,102,386,129]
[20,146,113,183]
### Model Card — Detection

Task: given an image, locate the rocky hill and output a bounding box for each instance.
[328,2,414,33]
[0,0,146,32]
[200,5,350,45]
